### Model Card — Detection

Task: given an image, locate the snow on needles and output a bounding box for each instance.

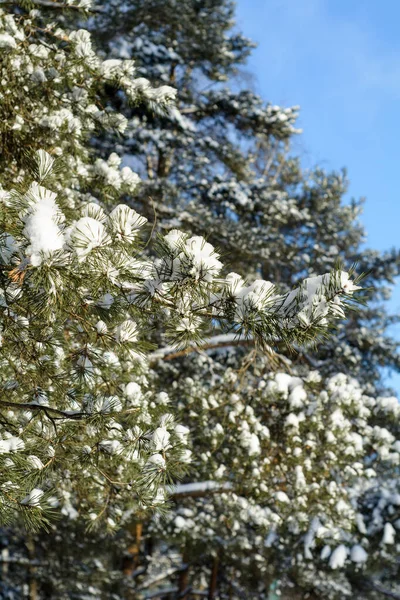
[23,183,65,266]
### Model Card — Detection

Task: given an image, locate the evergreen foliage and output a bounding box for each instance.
[0,1,399,599]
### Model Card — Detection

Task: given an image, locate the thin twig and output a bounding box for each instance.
[0,399,87,420]
[149,336,253,363]
[0,0,103,12]
[143,196,158,250]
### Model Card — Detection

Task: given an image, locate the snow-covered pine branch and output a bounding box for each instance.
[0,149,360,528]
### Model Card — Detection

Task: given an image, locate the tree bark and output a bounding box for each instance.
[178,548,190,600]
[123,522,143,576]
[208,554,219,600]
[26,537,37,600]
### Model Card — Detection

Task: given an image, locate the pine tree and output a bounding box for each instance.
[92,0,400,391]
[0,1,398,600]
[88,1,400,598]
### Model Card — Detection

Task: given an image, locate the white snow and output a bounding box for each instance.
[275,491,290,503]
[108,204,146,241]
[329,544,348,569]
[99,440,123,455]
[146,453,166,469]
[20,488,44,507]
[320,545,331,560]
[288,385,307,408]
[114,319,139,343]
[0,33,17,49]
[350,545,368,563]
[0,436,25,453]
[71,216,111,260]
[240,430,261,455]
[124,381,142,403]
[382,522,396,544]
[27,455,44,469]
[152,427,171,452]
[275,373,293,394]
[169,481,232,495]
[285,413,299,429]
[23,183,65,266]
[174,425,190,443]
[303,517,320,559]
[185,236,223,281]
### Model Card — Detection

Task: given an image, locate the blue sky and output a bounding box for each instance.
[236,0,400,390]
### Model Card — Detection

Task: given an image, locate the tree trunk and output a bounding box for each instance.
[208,555,219,600]
[122,522,143,576]
[26,537,37,600]
[178,548,190,600]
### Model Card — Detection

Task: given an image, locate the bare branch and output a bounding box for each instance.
[149,333,296,368]
[0,399,86,420]
[0,0,103,12]
[149,333,253,362]
[138,566,184,590]
[168,481,232,499]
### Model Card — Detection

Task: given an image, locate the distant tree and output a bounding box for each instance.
[93,0,400,389]
[90,1,400,597]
